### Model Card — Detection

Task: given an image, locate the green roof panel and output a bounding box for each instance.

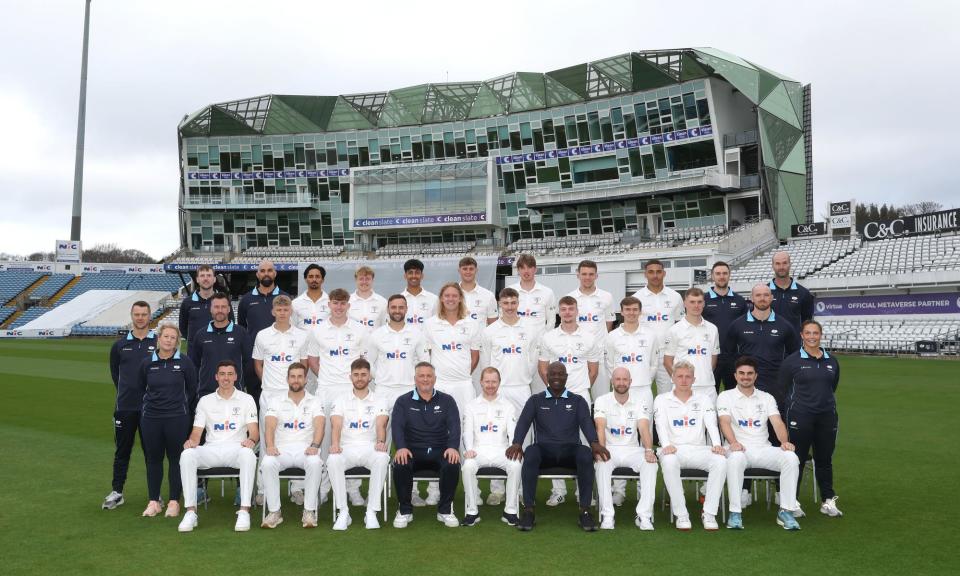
[631,54,678,90]
[543,74,583,107]
[467,84,507,119]
[759,82,801,129]
[509,73,547,112]
[546,63,589,99]
[208,107,259,136]
[326,97,376,131]
[693,49,760,103]
[273,95,337,131]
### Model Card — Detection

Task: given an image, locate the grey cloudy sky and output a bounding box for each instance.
[1,0,957,259]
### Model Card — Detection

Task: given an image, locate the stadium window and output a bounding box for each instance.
[326,149,337,165]
[542,119,554,143]
[600,116,614,143]
[653,144,667,170]
[520,123,533,146]
[587,112,602,141]
[642,154,655,179]
[509,131,522,150]
[697,98,711,125]
[577,120,590,143]
[554,124,567,148]
[624,113,637,138]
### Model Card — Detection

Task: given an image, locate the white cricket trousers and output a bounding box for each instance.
[181,443,257,508]
[726,446,799,513]
[461,446,521,515]
[326,445,391,514]
[595,446,658,520]
[260,443,323,513]
[659,445,727,516]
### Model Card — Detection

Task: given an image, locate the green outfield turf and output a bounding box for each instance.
[0,338,955,575]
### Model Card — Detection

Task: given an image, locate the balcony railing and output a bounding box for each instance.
[182,191,313,209]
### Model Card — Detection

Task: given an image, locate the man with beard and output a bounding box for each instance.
[701,261,747,392]
[189,292,253,397]
[292,264,330,330]
[179,264,232,343]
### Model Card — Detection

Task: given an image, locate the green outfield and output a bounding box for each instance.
[0,338,954,575]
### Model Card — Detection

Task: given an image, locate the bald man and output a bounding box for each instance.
[768,251,815,331]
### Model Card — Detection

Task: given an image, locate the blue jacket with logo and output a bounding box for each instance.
[179,291,234,344]
[237,286,287,341]
[139,350,198,418]
[391,389,461,451]
[513,389,598,446]
[188,321,253,397]
[780,347,840,416]
[109,330,157,412]
[768,279,815,331]
[723,311,800,404]
[702,287,748,365]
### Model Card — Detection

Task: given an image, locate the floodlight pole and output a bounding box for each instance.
[70,0,92,241]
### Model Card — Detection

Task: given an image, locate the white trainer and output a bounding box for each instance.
[612,492,625,507]
[793,503,806,518]
[393,512,413,528]
[178,510,198,532]
[600,515,615,530]
[741,489,753,508]
[437,512,459,527]
[636,516,655,531]
[425,491,440,506]
[411,492,427,507]
[290,489,305,506]
[102,491,124,510]
[546,493,565,507]
[820,496,843,517]
[675,515,692,531]
[486,492,504,506]
[348,491,366,507]
[234,510,250,532]
[333,511,352,531]
[702,512,719,531]
[364,511,381,530]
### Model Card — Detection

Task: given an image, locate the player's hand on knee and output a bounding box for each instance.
[729,441,744,452]
[591,442,610,462]
[266,446,280,456]
[661,445,677,456]
[394,448,412,465]
[444,448,460,464]
[464,450,477,459]
[505,444,523,461]
[644,448,657,464]
[711,445,726,456]
[780,441,796,452]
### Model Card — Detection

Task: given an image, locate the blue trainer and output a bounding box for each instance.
[726,511,743,530]
[777,509,801,530]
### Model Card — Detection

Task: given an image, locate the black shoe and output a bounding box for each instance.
[461,514,481,527]
[518,508,535,531]
[501,512,519,526]
[578,509,598,532]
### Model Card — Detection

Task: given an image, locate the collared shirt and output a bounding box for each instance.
[594,391,650,447]
[632,285,683,338]
[480,318,539,387]
[463,394,517,451]
[538,325,600,396]
[140,350,198,418]
[460,283,498,329]
[179,291,235,344]
[331,389,389,447]
[266,392,323,446]
[716,387,780,449]
[508,281,557,334]
[349,291,388,335]
[513,389,598,446]
[568,287,616,339]
[723,311,800,399]
[292,290,330,330]
[781,347,840,415]
[604,324,659,390]
[424,316,481,383]
[663,317,720,390]
[251,324,310,393]
[188,321,253,397]
[237,285,286,341]
[390,388,461,451]
[110,330,157,412]
[193,388,258,445]
[307,320,368,388]
[768,278,815,330]
[402,289,438,332]
[702,287,748,361]
[653,391,720,448]
[367,323,428,389]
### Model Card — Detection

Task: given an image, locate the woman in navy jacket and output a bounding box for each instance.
[139,324,197,517]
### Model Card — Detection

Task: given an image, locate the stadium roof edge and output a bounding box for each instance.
[179,48,801,137]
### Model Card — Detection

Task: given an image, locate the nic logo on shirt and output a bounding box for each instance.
[213,421,237,431]
[578,313,600,323]
[386,350,407,359]
[441,342,464,351]
[518,309,540,318]
[646,313,669,322]
[501,345,522,354]
[608,426,633,436]
[328,347,350,356]
[558,355,580,364]
[348,420,371,429]
[686,346,710,356]
[620,353,644,363]
[283,420,307,430]
[737,418,763,428]
[407,315,426,324]
[270,353,294,362]
[479,422,499,432]
[672,416,697,427]
[358,317,375,326]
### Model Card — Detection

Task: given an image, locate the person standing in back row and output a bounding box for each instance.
[238,260,288,402]
[179,264,232,344]
[769,251,815,330]
[103,301,157,510]
[701,261,747,392]
[632,259,683,396]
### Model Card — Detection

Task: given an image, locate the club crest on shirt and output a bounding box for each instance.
[459,327,467,335]
[692,402,700,410]
[519,332,527,341]
[420,303,429,311]
[232,407,241,415]
[402,337,411,345]
[345,333,353,341]
[495,410,502,417]
[534,297,541,304]
[288,339,296,347]
[364,406,374,414]
[771,329,779,334]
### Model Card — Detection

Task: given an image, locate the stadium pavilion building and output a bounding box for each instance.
[177,48,811,254]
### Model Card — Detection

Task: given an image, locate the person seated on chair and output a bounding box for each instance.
[594,367,659,531]
[326,358,391,531]
[506,361,609,532]
[178,361,259,533]
[718,356,800,531]
[390,362,461,529]
[460,367,522,527]
[654,360,726,531]
[259,363,324,529]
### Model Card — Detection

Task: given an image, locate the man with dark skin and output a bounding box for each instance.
[507,362,610,532]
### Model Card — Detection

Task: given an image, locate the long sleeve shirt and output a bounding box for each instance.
[109,330,157,412]
[390,388,460,451]
[139,350,198,418]
[512,389,598,446]
[780,347,841,415]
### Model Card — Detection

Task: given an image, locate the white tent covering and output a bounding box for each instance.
[21,290,169,331]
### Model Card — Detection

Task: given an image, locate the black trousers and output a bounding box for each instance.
[521,443,593,508]
[140,414,191,501]
[788,409,839,501]
[112,410,145,493]
[393,447,460,515]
